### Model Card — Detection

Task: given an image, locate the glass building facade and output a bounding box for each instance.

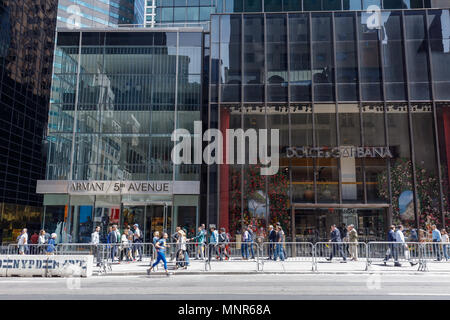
[0,0,58,243]
[210,10,450,241]
[57,0,143,28]
[152,0,217,27]
[39,30,205,242]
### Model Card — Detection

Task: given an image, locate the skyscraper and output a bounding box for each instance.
[0,0,58,242]
[57,0,145,29]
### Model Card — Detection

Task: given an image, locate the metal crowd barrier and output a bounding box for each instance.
[367,242,423,271]
[421,242,450,271]
[7,243,54,255]
[149,242,205,271]
[205,242,260,271]
[259,242,315,271]
[314,242,369,271]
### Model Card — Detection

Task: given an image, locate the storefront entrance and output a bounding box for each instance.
[292,206,390,243]
[42,194,199,243]
[122,202,172,242]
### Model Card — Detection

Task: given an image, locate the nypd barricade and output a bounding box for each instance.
[0,255,94,277]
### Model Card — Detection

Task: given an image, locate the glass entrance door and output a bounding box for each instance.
[145,204,172,242]
[294,207,388,242]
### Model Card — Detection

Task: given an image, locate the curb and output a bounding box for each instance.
[96,270,447,276]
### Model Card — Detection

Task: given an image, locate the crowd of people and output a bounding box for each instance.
[12,222,450,269]
[14,228,57,255]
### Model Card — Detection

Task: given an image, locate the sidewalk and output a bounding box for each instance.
[96,257,450,276]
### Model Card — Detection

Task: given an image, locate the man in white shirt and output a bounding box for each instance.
[394,225,417,267]
[91,226,101,266]
[17,228,28,255]
[132,224,143,261]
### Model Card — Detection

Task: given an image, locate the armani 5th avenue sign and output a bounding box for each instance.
[68,181,172,195]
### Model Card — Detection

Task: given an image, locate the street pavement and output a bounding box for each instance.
[1,273,450,300]
[101,257,450,275]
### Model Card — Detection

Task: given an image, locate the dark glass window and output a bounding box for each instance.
[312,14,332,42]
[225,0,243,12]
[244,43,265,84]
[323,0,342,10]
[266,15,287,43]
[244,0,262,12]
[336,42,358,83]
[220,15,242,43]
[283,0,302,11]
[335,13,356,42]
[384,0,411,9]
[289,14,310,43]
[404,11,426,40]
[359,41,381,83]
[343,0,362,10]
[304,0,321,10]
[243,15,264,43]
[264,0,283,11]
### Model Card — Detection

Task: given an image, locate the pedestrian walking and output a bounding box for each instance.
[175,229,189,269]
[120,229,131,262]
[190,226,206,260]
[147,233,170,276]
[218,228,230,261]
[247,225,255,259]
[153,231,160,245]
[108,225,120,262]
[383,225,396,265]
[17,228,28,255]
[30,232,39,254]
[441,229,449,261]
[431,225,442,261]
[91,226,101,266]
[208,225,219,262]
[241,226,250,260]
[267,225,276,260]
[38,230,46,254]
[132,224,143,261]
[340,223,349,256]
[326,225,346,263]
[274,225,285,261]
[394,225,417,267]
[347,224,358,261]
[256,227,265,259]
[46,233,57,255]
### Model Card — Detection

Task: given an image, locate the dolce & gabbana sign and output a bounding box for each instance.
[287,146,393,159]
[68,181,172,195]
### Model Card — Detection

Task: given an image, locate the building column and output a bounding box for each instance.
[219,108,230,231]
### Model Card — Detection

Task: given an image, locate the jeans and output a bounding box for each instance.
[241,243,248,259]
[443,244,449,260]
[268,242,275,260]
[197,243,205,259]
[152,251,167,270]
[329,243,346,261]
[249,241,255,259]
[274,243,285,261]
[433,240,442,260]
[208,244,219,262]
[132,241,143,260]
[110,245,118,261]
[393,243,402,263]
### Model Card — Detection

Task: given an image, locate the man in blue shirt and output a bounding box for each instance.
[432,225,442,261]
[208,225,219,262]
[384,225,396,265]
